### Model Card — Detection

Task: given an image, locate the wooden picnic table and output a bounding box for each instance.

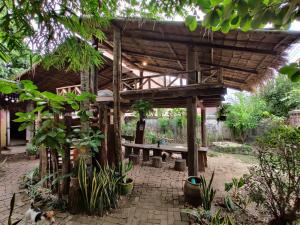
[122,142,208,172]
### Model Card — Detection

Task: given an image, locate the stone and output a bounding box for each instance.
[129,154,140,165]
[152,156,162,168]
[174,159,186,172]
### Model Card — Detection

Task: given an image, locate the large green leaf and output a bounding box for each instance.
[0,86,13,94]
[185,15,198,32]
[196,0,211,13]
[210,10,221,27]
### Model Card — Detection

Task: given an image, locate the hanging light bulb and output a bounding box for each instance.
[5,97,8,101]
[11,99,15,103]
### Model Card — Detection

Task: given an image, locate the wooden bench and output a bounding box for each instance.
[122,142,208,172]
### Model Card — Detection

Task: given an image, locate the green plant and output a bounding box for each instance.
[121,121,136,137]
[26,143,38,156]
[73,128,104,153]
[145,131,158,144]
[117,161,133,184]
[259,75,300,117]
[78,158,121,215]
[7,194,22,225]
[158,117,169,134]
[199,171,216,211]
[211,210,235,225]
[225,93,266,143]
[132,100,152,120]
[247,125,300,225]
[224,177,250,211]
[181,208,234,225]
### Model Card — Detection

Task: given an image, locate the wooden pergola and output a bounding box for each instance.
[13,18,300,176]
[102,18,299,176]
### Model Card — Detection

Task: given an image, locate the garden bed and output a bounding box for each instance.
[211,141,253,155]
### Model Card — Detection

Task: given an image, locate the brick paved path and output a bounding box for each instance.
[0,154,251,225]
[0,159,39,224]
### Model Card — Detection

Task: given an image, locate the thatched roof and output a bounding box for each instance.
[101,18,300,91]
[16,55,136,93]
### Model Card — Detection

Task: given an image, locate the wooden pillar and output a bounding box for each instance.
[201,108,207,147]
[186,45,198,176]
[113,27,122,165]
[98,104,108,166]
[62,113,72,194]
[139,70,143,89]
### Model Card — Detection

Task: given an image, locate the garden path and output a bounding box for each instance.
[0,153,253,225]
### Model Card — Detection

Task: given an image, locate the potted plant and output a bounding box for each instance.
[132,100,153,121]
[26,143,38,160]
[118,161,134,195]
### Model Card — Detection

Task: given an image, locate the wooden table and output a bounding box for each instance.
[122,142,208,172]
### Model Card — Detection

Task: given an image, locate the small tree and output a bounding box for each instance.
[132,100,152,121]
[225,93,266,143]
[247,125,300,225]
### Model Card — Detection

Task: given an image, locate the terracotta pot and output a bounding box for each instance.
[29,155,36,160]
[183,176,202,207]
[72,148,79,161]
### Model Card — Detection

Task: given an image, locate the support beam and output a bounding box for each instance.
[119,34,277,55]
[123,50,258,74]
[201,108,207,147]
[113,27,122,165]
[186,45,198,176]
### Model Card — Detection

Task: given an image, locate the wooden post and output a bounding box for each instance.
[139,70,143,89]
[113,27,122,165]
[186,45,198,176]
[98,104,108,166]
[201,108,207,147]
[62,113,72,194]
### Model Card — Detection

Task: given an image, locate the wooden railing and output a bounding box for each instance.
[56,85,81,96]
[122,68,223,91]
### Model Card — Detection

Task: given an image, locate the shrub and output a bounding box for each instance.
[247,125,300,225]
[26,143,38,156]
[225,93,266,143]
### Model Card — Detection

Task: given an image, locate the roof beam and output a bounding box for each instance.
[118,34,277,55]
[125,50,258,74]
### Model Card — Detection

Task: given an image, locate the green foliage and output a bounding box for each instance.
[260,75,300,117]
[26,143,38,156]
[121,120,136,137]
[117,161,133,183]
[247,125,300,225]
[145,131,158,144]
[199,171,216,211]
[78,158,121,215]
[0,79,97,155]
[158,117,169,134]
[280,62,300,83]
[7,194,22,225]
[212,142,252,155]
[224,177,250,211]
[225,93,266,143]
[72,128,104,153]
[181,208,235,225]
[132,100,153,120]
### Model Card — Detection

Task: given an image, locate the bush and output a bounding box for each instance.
[225,93,266,143]
[26,143,38,156]
[247,125,300,225]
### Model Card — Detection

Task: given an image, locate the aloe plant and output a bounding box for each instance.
[78,158,121,215]
[199,171,216,211]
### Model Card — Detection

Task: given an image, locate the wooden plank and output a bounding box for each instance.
[113,27,122,165]
[121,84,226,100]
